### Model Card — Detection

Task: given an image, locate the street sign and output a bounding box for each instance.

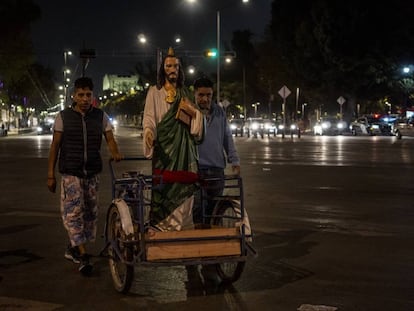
[337,96,346,105]
[278,85,291,139]
[278,85,291,99]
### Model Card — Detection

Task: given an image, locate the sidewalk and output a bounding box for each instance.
[5,127,34,135]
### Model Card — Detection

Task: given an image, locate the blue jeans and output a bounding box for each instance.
[193,167,224,224]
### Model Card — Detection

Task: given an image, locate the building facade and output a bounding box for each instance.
[102,74,142,93]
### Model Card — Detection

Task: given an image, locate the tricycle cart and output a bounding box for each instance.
[101,157,256,293]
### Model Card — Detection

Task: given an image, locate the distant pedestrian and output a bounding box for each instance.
[1,123,7,136]
[47,77,122,276]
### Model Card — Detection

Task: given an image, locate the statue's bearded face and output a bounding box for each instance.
[164,57,179,84]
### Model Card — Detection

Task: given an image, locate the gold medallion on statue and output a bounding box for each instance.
[165,88,176,104]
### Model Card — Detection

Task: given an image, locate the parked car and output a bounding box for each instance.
[36,122,53,135]
[229,119,244,137]
[392,116,414,139]
[243,118,264,138]
[349,115,392,136]
[313,117,347,135]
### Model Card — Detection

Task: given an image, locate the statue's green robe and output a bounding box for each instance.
[143,86,204,230]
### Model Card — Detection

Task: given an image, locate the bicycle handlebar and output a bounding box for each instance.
[108,157,151,181]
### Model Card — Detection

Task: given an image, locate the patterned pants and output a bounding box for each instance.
[60,174,99,247]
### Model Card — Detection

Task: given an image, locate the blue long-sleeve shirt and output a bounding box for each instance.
[197,103,240,169]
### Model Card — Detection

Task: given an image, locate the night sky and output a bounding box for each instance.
[31,0,273,92]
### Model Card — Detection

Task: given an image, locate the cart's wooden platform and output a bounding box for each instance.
[145,227,241,261]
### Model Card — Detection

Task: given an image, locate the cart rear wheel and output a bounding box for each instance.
[211,200,246,284]
[106,203,134,293]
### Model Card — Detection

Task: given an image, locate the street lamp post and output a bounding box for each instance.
[63,50,72,107]
[184,0,249,105]
[216,10,221,105]
[295,87,300,119]
[402,66,413,108]
[252,102,260,117]
[302,102,307,118]
[156,47,162,76]
[243,65,246,119]
[216,3,248,104]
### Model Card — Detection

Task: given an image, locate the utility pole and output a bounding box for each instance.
[79,48,96,77]
[243,66,246,119]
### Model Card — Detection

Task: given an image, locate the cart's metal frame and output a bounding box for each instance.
[101,157,256,293]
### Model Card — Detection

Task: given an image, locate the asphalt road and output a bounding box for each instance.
[1,128,413,310]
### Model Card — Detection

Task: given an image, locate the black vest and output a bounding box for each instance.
[58,106,104,178]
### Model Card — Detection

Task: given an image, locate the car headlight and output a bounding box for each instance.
[36,126,42,132]
[290,124,296,130]
[230,124,237,130]
[278,124,284,130]
[321,121,330,129]
[251,122,259,130]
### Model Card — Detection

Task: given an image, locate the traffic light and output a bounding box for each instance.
[204,48,218,58]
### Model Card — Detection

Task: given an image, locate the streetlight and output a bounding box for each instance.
[63,50,72,107]
[401,65,413,108]
[385,101,391,114]
[252,102,260,117]
[187,65,196,76]
[216,2,250,103]
[224,55,233,64]
[216,10,221,104]
[302,102,307,119]
[295,87,300,120]
[138,33,162,76]
[185,0,249,105]
[174,35,182,45]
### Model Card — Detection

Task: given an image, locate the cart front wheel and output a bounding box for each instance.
[106,203,134,293]
[211,200,246,284]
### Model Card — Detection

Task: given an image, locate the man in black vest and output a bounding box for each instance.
[47,77,122,276]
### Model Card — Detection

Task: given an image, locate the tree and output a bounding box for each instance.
[215,29,265,118]
[260,0,414,118]
[0,0,42,127]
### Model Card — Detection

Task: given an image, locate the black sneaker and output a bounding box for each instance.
[78,254,93,276]
[64,245,81,264]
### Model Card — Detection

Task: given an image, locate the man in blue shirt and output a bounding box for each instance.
[193,77,240,225]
